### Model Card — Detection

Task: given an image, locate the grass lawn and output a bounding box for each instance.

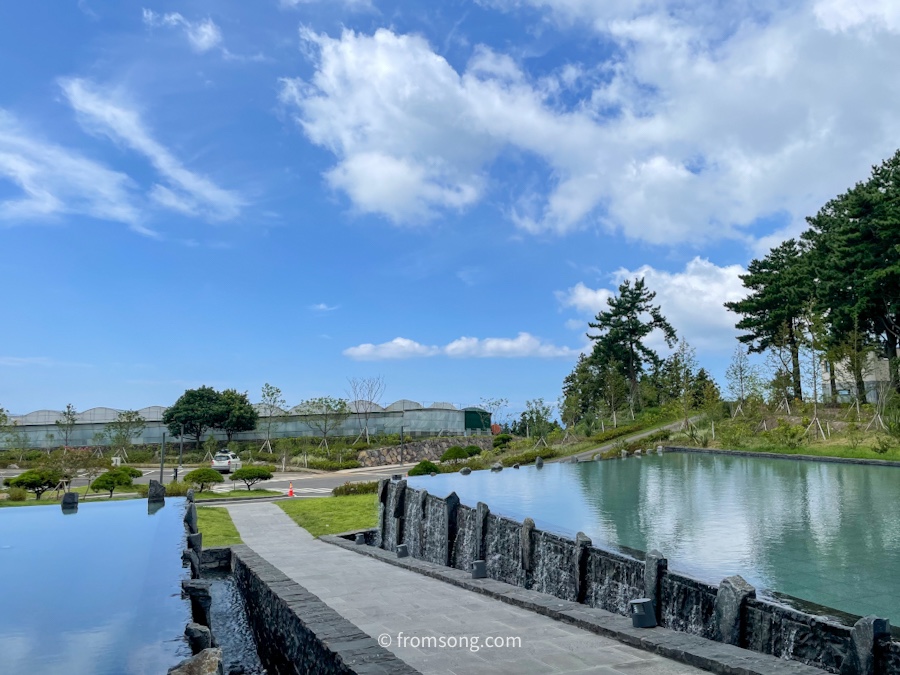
[279,493,379,537]
[197,506,243,546]
[722,442,900,462]
[194,489,281,500]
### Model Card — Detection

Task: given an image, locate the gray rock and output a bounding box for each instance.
[634,449,642,456]
[182,579,212,627]
[474,502,489,561]
[644,549,667,624]
[184,502,198,535]
[574,532,592,601]
[167,647,224,675]
[187,532,203,554]
[61,492,79,508]
[621,450,628,458]
[535,457,544,468]
[512,463,520,469]
[490,462,503,472]
[182,548,201,579]
[148,479,166,502]
[521,517,535,572]
[429,472,437,476]
[592,453,602,461]
[148,499,165,515]
[186,488,195,502]
[185,622,214,654]
[713,575,755,645]
[460,467,471,475]
[844,615,891,675]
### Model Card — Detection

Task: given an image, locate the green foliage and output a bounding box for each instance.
[500,448,559,467]
[91,469,134,497]
[105,410,146,450]
[845,422,863,449]
[184,467,225,492]
[332,480,379,497]
[164,386,228,447]
[229,466,274,490]
[54,403,78,447]
[165,481,192,496]
[6,468,62,499]
[299,457,361,471]
[117,466,143,479]
[220,389,258,441]
[765,419,806,450]
[492,434,512,448]
[408,460,440,476]
[873,435,893,455]
[464,445,482,457]
[6,487,27,501]
[440,446,468,463]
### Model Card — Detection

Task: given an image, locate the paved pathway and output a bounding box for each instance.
[224,502,706,675]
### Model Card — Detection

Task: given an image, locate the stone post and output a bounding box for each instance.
[148,479,166,502]
[520,518,535,573]
[843,615,891,675]
[644,550,667,624]
[713,575,755,646]
[444,492,461,567]
[376,478,389,549]
[416,489,429,558]
[575,532,592,604]
[392,480,407,549]
[474,502,490,562]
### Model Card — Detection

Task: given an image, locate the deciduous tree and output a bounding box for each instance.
[220,389,258,442]
[163,386,227,449]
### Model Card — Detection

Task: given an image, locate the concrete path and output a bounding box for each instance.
[224,501,706,675]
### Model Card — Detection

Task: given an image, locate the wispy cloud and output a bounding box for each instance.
[0,110,145,232]
[344,332,577,360]
[310,303,339,312]
[60,78,244,222]
[0,356,91,368]
[141,9,223,52]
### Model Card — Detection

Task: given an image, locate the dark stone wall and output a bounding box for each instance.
[376,479,899,675]
[199,546,232,571]
[231,546,418,675]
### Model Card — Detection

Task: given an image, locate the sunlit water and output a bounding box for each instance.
[0,498,191,675]
[410,452,900,623]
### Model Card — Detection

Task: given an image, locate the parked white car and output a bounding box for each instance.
[211,451,242,474]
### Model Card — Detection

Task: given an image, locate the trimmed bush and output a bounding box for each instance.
[7,487,27,501]
[492,434,513,448]
[184,467,224,492]
[332,480,379,497]
[229,466,274,491]
[117,466,144,479]
[464,445,482,457]
[408,460,440,476]
[301,457,362,471]
[91,469,134,498]
[440,446,468,463]
[164,481,191,496]
[5,468,62,500]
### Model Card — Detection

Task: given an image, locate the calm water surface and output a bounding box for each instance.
[0,498,191,675]
[410,452,900,623]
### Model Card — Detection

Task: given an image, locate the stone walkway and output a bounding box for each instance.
[224,502,706,675]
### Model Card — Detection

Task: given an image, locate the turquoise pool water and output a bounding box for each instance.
[410,452,900,623]
[0,498,190,674]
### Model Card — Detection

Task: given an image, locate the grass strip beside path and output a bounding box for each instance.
[278,493,379,538]
[197,506,243,547]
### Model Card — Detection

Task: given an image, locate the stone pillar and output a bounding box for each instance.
[575,532,592,604]
[416,489,429,558]
[713,575,755,646]
[148,479,166,502]
[376,479,389,549]
[843,615,891,675]
[644,550,667,624]
[61,491,78,513]
[445,492,460,567]
[182,579,212,628]
[474,502,490,562]
[184,502,199,535]
[520,518,535,573]
[392,480,407,549]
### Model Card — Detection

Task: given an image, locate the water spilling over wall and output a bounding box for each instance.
[377,479,899,675]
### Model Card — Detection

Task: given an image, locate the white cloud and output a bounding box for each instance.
[61,78,243,222]
[142,9,223,52]
[343,332,577,360]
[282,9,900,248]
[0,111,143,231]
[558,258,747,350]
[0,357,53,367]
[280,0,373,9]
[310,303,339,311]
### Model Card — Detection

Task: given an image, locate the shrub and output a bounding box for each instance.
[5,468,62,500]
[134,483,149,497]
[464,445,482,457]
[440,446,468,463]
[492,434,512,448]
[499,448,559,467]
[765,419,805,450]
[117,466,143,479]
[91,469,134,498]
[184,467,224,492]
[332,480,379,496]
[408,460,440,476]
[300,457,362,471]
[229,466,274,491]
[164,481,191,496]
[7,487,27,501]
[873,435,892,455]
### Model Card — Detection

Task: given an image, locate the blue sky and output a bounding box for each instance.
[3,0,900,417]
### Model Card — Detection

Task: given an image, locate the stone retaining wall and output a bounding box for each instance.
[357,437,493,467]
[377,479,898,675]
[231,545,419,674]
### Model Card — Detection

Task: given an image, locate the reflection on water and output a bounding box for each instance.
[0,499,191,675]
[410,453,900,623]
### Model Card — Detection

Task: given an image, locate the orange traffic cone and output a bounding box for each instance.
[288,481,294,497]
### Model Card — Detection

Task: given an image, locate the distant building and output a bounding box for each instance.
[4,400,492,449]
[821,353,893,403]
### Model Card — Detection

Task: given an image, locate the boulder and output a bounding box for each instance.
[167,648,224,675]
[713,575,755,645]
[148,479,166,502]
[490,462,503,472]
[185,622,215,654]
[184,503,199,535]
[182,579,212,627]
[61,492,79,509]
[186,488,195,502]
[182,548,202,579]
[460,467,472,475]
[535,457,544,468]
[512,463,520,469]
[187,532,203,554]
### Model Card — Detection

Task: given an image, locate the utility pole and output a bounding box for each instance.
[176,423,184,482]
[159,432,166,483]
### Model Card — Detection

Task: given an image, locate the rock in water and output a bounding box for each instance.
[535,457,544,468]
[61,492,79,508]
[460,467,472,475]
[148,479,166,502]
[185,623,214,654]
[512,463,520,469]
[167,647,224,675]
[490,462,503,472]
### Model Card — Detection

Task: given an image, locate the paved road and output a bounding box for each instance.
[225,501,704,675]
